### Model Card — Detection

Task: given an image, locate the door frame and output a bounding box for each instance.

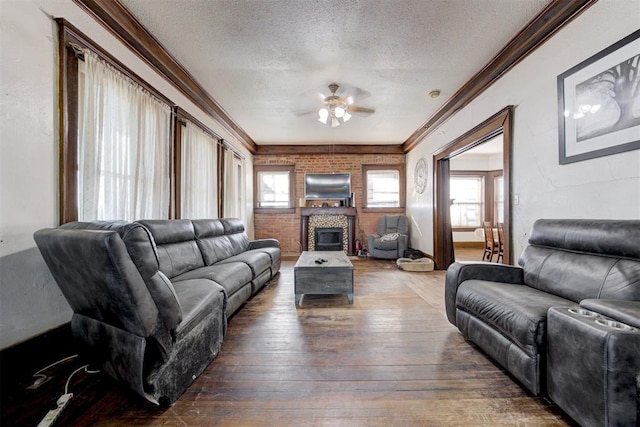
[433,106,513,269]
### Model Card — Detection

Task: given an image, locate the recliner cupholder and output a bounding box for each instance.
[568,307,599,317]
[595,318,636,331]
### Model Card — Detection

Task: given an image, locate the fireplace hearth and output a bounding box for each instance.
[314,228,344,251]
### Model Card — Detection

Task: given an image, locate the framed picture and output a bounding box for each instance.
[558,29,640,164]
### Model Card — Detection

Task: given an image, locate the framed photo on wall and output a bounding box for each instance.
[558,29,640,164]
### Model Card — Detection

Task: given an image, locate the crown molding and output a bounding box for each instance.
[402,0,598,153]
[72,0,257,154]
[254,144,405,156]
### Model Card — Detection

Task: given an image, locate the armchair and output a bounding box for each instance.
[366,215,409,259]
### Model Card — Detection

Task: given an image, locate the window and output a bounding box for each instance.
[450,170,503,229]
[77,50,172,221]
[362,164,405,212]
[450,176,484,228]
[179,118,218,219]
[58,21,175,223]
[223,148,245,218]
[254,165,295,213]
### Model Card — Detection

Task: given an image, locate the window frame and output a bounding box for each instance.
[361,164,405,213]
[450,170,502,231]
[57,19,175,223]
[253,165,296,214]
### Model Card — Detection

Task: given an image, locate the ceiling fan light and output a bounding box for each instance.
[343,111,352,122]
[331,117,340,127]
[334,107,345,118]
[318,108,329,124]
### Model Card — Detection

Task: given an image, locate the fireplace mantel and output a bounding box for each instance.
[300,207,357,255]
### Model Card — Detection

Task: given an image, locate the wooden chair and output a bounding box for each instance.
[496,223,505,263]
[482,221,498,262]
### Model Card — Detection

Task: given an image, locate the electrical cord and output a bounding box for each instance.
[32,354,79,382]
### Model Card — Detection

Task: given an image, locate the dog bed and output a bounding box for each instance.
[396,257,434,272]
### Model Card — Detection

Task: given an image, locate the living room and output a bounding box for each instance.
[1,0,639,425]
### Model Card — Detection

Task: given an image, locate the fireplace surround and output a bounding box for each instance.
[300,207,356,255]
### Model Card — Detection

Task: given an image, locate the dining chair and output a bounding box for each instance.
[496,222,505,263]
[482,221,498,262]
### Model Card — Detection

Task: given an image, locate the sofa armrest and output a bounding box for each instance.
[248,238,280,250]
[445,262,524,326]
[580,299,640,329]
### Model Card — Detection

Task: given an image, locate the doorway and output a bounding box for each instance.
[433,107,513,270]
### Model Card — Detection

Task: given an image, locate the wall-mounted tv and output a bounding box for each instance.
[304,173,351,199]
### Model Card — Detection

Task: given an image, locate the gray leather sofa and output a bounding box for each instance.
[445,219,639,425]
[34,218,280,405]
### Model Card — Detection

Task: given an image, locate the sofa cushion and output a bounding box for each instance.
[368,236,400,251]
[520,246,640,302]
[220,218,250,255]
[171,278,226,340]
[172,262,252,297]
[527,219,640,260]
[457,280,571,355]
[192,219,236,265]
[138,220,204,279]
[216,250,271,278]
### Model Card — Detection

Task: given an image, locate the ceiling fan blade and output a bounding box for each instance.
[347,105,375,115]
[294,108,318,116]
[337,84,371,103]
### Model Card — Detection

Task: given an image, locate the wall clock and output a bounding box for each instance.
[414,158,427,194]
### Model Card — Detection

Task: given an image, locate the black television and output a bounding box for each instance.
[304,173,351,200]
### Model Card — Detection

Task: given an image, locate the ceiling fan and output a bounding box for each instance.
[316,83,375,127]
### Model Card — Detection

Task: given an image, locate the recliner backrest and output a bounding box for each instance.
[50,221,183,333]
[519,219,640,302]
[220,218,250,254]
[137,219,204,279]
[376,215,409,236]
[34,226,165,337]
[192,219,236,265]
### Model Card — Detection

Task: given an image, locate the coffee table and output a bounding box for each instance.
[294,251,354,306]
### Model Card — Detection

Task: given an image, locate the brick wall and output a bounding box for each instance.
[254,153,405,256]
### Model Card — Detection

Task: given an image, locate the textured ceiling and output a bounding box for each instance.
[120,0,548,146]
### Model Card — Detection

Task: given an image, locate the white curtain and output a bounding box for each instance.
[181,121,218,218]
[78,50,171,221]
[223,147,244,219]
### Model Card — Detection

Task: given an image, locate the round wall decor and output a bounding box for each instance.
[414,157,427,194]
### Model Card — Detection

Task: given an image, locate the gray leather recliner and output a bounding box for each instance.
[445,219,640,425]
[366,215,409,259]
[34,221,227,405]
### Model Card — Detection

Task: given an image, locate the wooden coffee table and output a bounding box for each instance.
[294,251,354,306]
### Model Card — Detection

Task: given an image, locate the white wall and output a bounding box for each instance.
[0,0,252,349]
[406,0,640,261]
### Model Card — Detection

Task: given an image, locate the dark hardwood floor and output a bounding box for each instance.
[2,258,574,426]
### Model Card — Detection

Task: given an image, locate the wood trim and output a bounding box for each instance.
[433,107,513,270]
[402,0,598,152]
[72,0,256,154]
[255,144,404,155]
[172,108,182,219]
[58,24,79,224]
